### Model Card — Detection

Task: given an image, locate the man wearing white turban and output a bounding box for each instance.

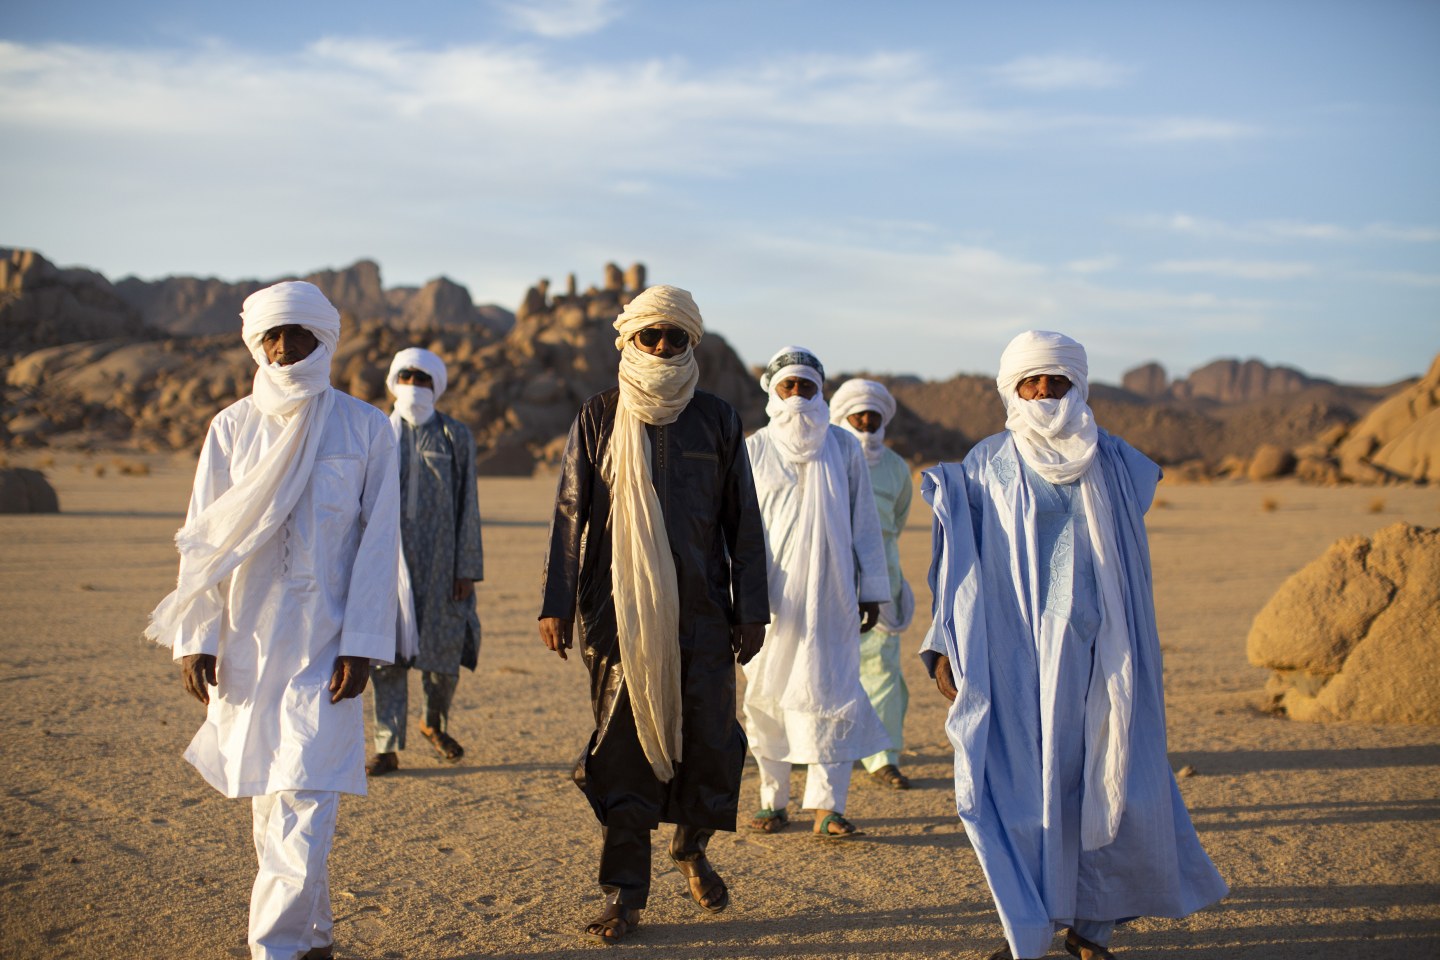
[539,284,769,943]
[743,348,891,840]
[921,331,1226,960]
[365,347,483,776]
[829,378,915,790]
[147,281,400,960]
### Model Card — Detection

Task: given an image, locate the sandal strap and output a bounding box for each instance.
[817,813,856,835]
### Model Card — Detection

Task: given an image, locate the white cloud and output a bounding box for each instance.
[990,55,1132,91]
[1362,270,1440,288]
[1066,256,1121,274]
[494,0,623,39]
[1131,213,1440,244]
[1153,259,1316,280]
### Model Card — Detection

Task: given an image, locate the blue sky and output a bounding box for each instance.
[2,0,1436,384]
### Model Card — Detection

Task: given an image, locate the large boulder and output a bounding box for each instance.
[1248,522,1440,724]
[0,468,59,513]
[1,248,152,350]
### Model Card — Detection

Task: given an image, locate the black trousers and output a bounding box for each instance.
[600,823,714,908]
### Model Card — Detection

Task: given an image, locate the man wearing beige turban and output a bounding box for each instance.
[539,284,769,943]
[147,281,400,960]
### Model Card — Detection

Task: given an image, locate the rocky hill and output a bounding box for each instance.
[2,247,1430,482]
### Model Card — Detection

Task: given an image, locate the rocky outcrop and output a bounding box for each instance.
[1332,354,1440,484]
[0,467,59,513]
[1248,523,1440,724]
[1172,358,1324,404]
[1,248,154,352]
[1121,361,1168,398]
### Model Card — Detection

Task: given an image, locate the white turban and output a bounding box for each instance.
[386,347,448,400]
[996,329,1090,403]
[829,378,896,428]
[240,281,341,367]
[613,284,704,351]
[759,345,824,393]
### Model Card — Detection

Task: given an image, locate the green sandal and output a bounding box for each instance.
[813,812,864,840]
[750,807,789,834]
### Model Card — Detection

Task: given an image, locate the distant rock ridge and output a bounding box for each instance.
[1,248,155,352]
[1122,357,1330,403]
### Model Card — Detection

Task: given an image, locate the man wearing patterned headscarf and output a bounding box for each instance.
[830,378,915,790]
[365,347,483,776]
[743,348,891,841]
[922,331,1226,960]
[147,281,400,960]
[539,284,769,943]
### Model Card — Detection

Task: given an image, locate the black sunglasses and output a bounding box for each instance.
[635,326,690,350]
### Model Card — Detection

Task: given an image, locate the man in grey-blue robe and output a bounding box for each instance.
[922,331,1226,960]
[367,348,483,774]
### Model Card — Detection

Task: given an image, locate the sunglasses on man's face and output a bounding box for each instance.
[635,326,690,350]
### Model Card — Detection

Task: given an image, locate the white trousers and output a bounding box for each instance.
[249,790,339,960]
[755,755,852,813]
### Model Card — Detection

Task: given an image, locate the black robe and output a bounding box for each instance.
[540,388,770,831]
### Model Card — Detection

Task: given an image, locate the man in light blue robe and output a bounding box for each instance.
[921,331,1226,960]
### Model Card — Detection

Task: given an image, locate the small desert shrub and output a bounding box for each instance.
[1261,496,1279,513]
[1153,497,1173,509]
[93,464,107,477]
[37,453,55,468]
[1367,497,1385,514]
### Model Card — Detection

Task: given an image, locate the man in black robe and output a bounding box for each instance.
[539,285,769,943]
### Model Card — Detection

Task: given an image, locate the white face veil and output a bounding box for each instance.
[760,346,829,463]
[605,284,705,781]
[387,347,448,426]
[829,378,897,466]
[996,330,1096,485]
[146,281,340,648]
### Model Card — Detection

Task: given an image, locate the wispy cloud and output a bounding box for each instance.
[1153,259,1316,280]
[1362,270,1440,288]
[990,55,1132,91]
[1066,256,1121,274]
[1131,213,1440,243]
[494,0,623,39]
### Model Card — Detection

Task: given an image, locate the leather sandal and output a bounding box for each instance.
[365,752,398,776]
[302,948,333,960]
[671,852,728,912]
[813,812,864,840]
[983,944,1014,960]
[585,904,641,943]
[1064,929,1116,960]
[750,807,789,834]
[420,727,464,762]
[869,764,912,790]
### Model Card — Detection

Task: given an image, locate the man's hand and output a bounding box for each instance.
[858,601,881,635]
[329,656,370,703]
[452,578,475,602]
[539,617,574,661]
[731,623,766,666]
[934,653,958,704]
[181,653,217,705]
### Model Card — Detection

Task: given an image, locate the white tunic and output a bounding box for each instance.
[173,391,400,798]
[743,424,891,763]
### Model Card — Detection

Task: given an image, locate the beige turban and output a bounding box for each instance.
[613,284,704,351]
[829,378,897,428]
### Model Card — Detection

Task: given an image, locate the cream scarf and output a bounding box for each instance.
[605,343,698,780]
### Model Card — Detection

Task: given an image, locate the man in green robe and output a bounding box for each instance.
[367,347,484,775]
[830,378,914,789]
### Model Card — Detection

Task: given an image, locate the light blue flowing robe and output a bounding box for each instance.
[921,430,1226,958]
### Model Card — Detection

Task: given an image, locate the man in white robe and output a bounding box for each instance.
[830,378,915,790]
[147,281,400,960]
[922,331,1226,960]
[367,347,483,775]
[743,347,891,839]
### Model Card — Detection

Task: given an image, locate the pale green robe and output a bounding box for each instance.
[860,445,912,772]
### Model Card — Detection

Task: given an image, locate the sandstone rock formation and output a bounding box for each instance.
[1331,353,1440,484]
[1248,522,1440,724]
[1120,361,1168,398]
[2,248,154,352]
[0,467,59,513]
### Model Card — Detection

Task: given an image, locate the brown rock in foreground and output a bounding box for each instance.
[1248,522,1440,724]
[0,467,59,513]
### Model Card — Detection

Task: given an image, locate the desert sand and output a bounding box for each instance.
[2,452,1438,959]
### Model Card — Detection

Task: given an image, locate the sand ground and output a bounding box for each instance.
[2,450,1438,960]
